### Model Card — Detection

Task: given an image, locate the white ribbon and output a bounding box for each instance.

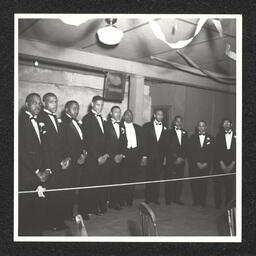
[36,186,46,198]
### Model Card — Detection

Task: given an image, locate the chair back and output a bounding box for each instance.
[75,214,88,236]
[227,199,236,236]
[138,202,158,236]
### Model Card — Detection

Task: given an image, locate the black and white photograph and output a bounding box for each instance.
[14,14,242,242]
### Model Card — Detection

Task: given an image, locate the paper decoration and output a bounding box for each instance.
[150,18,236,60]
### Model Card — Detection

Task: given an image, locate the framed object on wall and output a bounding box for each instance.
[103,72,126,102]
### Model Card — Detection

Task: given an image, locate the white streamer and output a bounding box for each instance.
[150,18,236,60]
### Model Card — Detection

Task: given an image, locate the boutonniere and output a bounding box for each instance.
[102,117,107,122]
[77,120,83,125]
[206,137,210,141]
[182,130,186,134]
[234,135,236,139]
[164,126,167,130]
[121,127,125,134]
[57,118,62,124]
[38,122,45,133]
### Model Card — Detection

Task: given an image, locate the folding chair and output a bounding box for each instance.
[227,199,236,236]
[138,202,158,236]
[75,214,88,236]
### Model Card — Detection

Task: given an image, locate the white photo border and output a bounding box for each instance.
[14,13,242,242]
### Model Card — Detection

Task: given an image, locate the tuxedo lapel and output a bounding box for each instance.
[150,122,158,142]
[92,113,104,134]
[27,116,41,145]
[69,119,82,140]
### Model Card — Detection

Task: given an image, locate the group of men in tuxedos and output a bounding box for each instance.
[19,93,236,236]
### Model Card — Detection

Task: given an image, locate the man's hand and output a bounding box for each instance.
[197,162,208,170]
[97,154,110,165]
[77,150,88,165]
[175,157,184,165]
[140,157,147,167]
[114,154,124,164]
[60,157,71,170]
[77,154,85,165]
[36,168,52,182]
[220,161,228,173]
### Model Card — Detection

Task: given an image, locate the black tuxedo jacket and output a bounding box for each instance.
[19,111,44,190]
[38,109,67,172]
[105,120,125,159]
[122,122,145,156]
[214,130,236,165]
[142,121,168,161]
[61,114,86,166]
[188,133,214,166]
[81,111,106,162]
[166,128,189,166]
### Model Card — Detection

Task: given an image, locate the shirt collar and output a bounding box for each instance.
[65,113,72,119]
[43,108,55,115]
[154,120,162,125]
[25,110,37,119]
[124,121,133,126]
[112,118,120,124]
[91,109,100,116]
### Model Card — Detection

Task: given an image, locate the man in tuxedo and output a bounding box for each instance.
[214,118,236,208]
[105,106,126,210]
[61,101,88,220]
[81,95,109,215]
[165,115,188,205]
[121,109,145,206]
[19,93,51,235]
[188,120,214,208]
[38,92,71,230]
[143,109,167,205]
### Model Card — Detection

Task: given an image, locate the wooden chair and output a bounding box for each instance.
[138,202,158,236]
[75,214,88,236]
[227,199,236,236]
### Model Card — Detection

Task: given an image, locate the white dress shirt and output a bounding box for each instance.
[153,120,162,142]
[124,121,137,149]
[225,130,233,150]
[199,134,205,148]
[92,109,104,133]
[111,118,120,139]
[43,109,58,133]
[66,113,83,140]
[175,127,182,145]
[25,111,41,144]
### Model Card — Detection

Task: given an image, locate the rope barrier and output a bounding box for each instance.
[18,172,236,195]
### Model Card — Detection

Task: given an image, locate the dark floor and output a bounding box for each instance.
[42,180,228,236]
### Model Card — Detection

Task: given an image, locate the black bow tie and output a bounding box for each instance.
[95,113,101,117]
[155,121,162,125]
[113,121,120,124]
[225,130,232,134]
[175,127,181,130]
[199,132,206,135]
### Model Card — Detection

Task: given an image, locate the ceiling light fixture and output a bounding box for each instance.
[97,18,124,45]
